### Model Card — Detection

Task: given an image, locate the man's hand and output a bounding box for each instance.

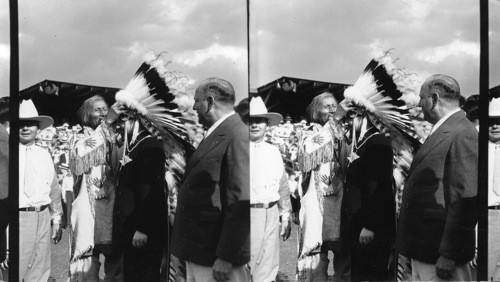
[52,223,62,244]
[281,215,291,241]
[333,99,354,122]
[105,102,125,124]
[212,258,232,281]
[436,255,456,280]
[359,227,374,245]
[132,231,148,248]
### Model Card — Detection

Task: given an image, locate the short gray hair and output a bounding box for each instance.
[425,74,461,103]
[197,77,235,108]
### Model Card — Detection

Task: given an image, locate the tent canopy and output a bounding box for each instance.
[253,76,351,122]
[20,80,120,125]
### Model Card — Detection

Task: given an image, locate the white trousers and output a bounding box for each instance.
[19,208,52,282]
[250,206,280,282]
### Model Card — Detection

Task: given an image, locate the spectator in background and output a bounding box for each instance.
[0,97,8,131]
[459,95,466,109]
[488,97,500,281]
[462,94,480,130]
[19,100,63,281]
[249,96,292,281]
[235,97,249,124]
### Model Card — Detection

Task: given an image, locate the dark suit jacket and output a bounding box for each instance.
[114,133,168,250]
[344,133,395,241]
[171,113,250,266]
[395,110,478,264]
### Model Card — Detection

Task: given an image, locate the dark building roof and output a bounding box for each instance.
[252,76,351,122]
[491,85,500,99]
[20,80,120,124]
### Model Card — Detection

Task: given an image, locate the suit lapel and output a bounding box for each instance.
[407,111,464,176]
[184,114,237,176]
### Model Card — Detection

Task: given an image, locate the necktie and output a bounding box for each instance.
[24,147,36,197]
[494,145,500,196]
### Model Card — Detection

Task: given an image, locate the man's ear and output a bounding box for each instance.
[431,92,439,110]
[206,96,214,113]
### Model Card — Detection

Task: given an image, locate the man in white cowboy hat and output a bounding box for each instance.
[18,99,63,281]
[249,96,292,282]
[488,97,500,281]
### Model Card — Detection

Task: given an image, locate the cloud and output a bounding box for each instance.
[401,0,438,20]
[250,0,484,98]
[415,40,479,64]
[175,43,246,69]
[0,43,8,60]
[7,0,247,102]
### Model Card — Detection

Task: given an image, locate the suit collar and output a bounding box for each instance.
[184,114,241,175]
[204,111,235,139]
[428,108,460,136]
[408,111,466,175]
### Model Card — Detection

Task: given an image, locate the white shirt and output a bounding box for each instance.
[489,141,500,206]
[19,143,62,223]
[429,108,461,136]
[204,111,235,139]
[250,140,291,215]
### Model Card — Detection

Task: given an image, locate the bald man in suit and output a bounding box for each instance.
[396,75,478,281]
[171,78,250,282]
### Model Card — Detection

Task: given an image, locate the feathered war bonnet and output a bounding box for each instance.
[115,52,195,144]
[342,53,422,215]
[115,51,196,197]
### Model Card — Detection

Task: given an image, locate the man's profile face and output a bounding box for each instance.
[193,88,209,127]
[489,117,500,143]
[249,117,268,142]
[419,84,434,123]
[19,120,40,145]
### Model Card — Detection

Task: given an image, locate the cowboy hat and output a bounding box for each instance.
[249,96,283,127]
[19,99,53,130]
[490,97,500,117]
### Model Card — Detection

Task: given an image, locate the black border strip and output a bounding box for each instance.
[477,0,489,280]
[8,1,19,281]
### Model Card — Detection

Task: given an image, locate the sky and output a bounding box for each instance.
[0,0,248,101]
[0,1,499,101]
[250,0,500,97]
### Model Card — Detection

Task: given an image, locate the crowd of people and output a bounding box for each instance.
[0,53,498,282]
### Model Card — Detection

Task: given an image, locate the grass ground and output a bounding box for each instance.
[277,223,334,282]
[49,227,70,282]
[49,223,334,281]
